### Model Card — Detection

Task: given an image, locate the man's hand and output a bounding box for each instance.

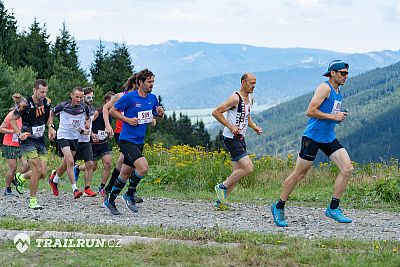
[126,117,139,126]
[151,118,157,126]
[254,126,263,135]
[333,111,348,122]
[48,127,56,140]
[228,124,240,135]
[156,106,164,117]
[105,125,114,137]
[91,133,99,143]
[19,132,31,141]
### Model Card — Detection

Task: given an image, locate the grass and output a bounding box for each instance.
[0,217,399,266]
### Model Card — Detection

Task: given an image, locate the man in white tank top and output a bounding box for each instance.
[212,73,262,210]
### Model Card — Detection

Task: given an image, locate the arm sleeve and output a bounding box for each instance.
[53,101,67,116]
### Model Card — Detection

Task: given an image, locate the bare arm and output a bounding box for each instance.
[103,93,121,136]
[47,110,57,140]
[109,107,138,126]
[212,94,240,134]
[248,116,262,135]
[0,120,15,135]
[306,83,347,122]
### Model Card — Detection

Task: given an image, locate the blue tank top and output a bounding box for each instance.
[303,81,343,143]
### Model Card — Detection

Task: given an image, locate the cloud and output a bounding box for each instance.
[397,3,400,13]
[163,9,205,21]
[288,0,320,8]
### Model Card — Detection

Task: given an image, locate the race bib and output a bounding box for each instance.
[97,130,107,140]
[69,118,81,129]
[138,110,153,125]
[331,100,342,114]
[12,134,19,142]
[32,125,45,137]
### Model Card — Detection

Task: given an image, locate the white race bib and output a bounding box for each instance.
[97,130,107,140]
[331,100,342,114]
[138,110,153,125]
[69,118,81,129]
[32,125,45,137]
[12,134,19,142]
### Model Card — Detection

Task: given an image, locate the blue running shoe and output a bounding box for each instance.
[271,202,288,227]
[74,164,80,181]
[103,199,121,215]
[123,194,139,213]
[325,207,352,223]
[214,184,228,204]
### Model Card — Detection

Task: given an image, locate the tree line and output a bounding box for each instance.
[0,1,221,149]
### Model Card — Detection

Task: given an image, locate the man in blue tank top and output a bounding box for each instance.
[271,60,354,227]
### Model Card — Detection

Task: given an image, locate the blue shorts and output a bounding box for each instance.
[223,136,248,162]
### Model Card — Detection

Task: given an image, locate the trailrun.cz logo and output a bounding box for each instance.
[13,233,122,253]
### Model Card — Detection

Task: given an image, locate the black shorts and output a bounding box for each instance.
[58,139,78,152]
[91,142,112,161]
[119,140,144,168]
[114,133,120,144]
[75,142,94,162]
[299,136,343,161]
[223,136,248,162]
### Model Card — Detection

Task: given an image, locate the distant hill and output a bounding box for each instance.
[77,40,400,109]
[244,62,400,163]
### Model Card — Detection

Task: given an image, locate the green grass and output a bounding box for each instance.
[0,218,399,266]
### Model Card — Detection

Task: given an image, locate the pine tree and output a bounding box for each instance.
[0,1,19,67]
[18,18,53,78]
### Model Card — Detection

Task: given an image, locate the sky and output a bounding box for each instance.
[3,0,400,53]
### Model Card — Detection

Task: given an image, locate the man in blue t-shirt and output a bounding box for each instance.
[271,60,354,227]
[104,69,164,215]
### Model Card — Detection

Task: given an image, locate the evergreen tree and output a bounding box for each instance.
[0,1,19,67]
[18,18,53,78]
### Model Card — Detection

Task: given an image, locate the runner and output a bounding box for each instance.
[9,79,56,209]
[103,73,143,203]
[74,91,115,198]
[271,60,354,227]
[47,86,90,199]
[73,87,97,197]
[1,94,30,196]
[103,68,164,215]
[212,73,262,210]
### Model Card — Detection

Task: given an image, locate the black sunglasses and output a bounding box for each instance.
[335,70,349,76]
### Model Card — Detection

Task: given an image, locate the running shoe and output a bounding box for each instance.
[3,188,13,196]
[29,198,43,210]
[48,170,59,196]
[325,207,352,223]
[213,199,231,211]
[214,184,228,204]
[103,199,121,215]
[73,164,80,181]
[271,202,288,227]
[132,192,143,203]
[12,172,25,194]
[73,189,83,199]
[122,194,138,213]
[83,188,97,197]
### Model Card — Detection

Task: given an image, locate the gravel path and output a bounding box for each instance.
[1,190,399,242]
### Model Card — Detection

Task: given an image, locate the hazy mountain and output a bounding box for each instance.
[77,40,400,109]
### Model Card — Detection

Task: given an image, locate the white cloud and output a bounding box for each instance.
[182,51,204,62]
[288,0,320,8]
[163,9,205,21]
[397,3,400,13]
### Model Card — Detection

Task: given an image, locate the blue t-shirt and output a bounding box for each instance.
[303,81,343,143]
[114,90,159,144]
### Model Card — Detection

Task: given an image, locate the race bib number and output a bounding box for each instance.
[12,134,19,142]
[331,100,342,114]
[32,125,45,137]
[69,118,81,129]
[97,130,107,140]
[138,110,153,125]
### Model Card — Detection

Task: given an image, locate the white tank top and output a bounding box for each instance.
[222,92,252,139]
